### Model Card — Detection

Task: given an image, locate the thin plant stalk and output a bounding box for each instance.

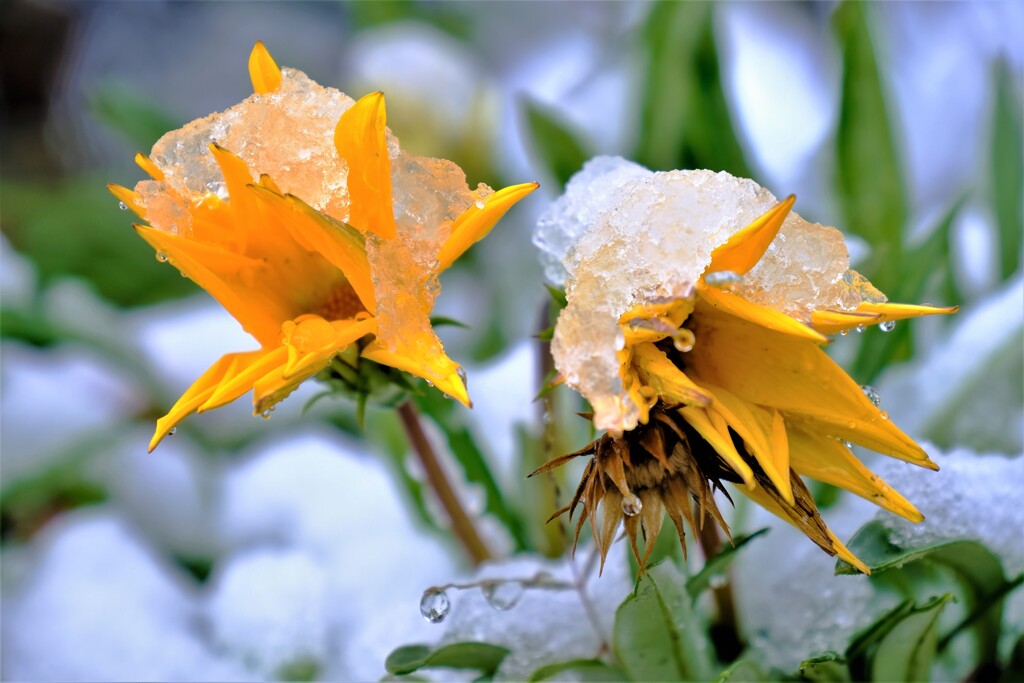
[696,503,743,661]
[397,401,492,566]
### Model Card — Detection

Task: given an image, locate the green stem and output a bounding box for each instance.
[397,401,492,566]
[695,503,743,662]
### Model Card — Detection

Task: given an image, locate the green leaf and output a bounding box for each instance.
[717,658,766,682]
[384,642,510,677]
[686,528,768,600]
[634,1,750,176]
[90,82,179,149]
[613,561,715,682]
[838,520,1017,668]
[528,659,625,682]
[544,284,568,310]
[521,97,591,188]
[990,57,1023,281]
[833,0,906,293]
[870,593,953,682]
[429,316,470,329]
[0,177,196,307]
[1001,635,1024,683]
[797,652,851,682]
[851,194,966,382]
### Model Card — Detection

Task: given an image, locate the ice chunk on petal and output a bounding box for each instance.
[539,159,867,432]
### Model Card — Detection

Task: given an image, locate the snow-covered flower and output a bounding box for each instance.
[532,157,955,572]
[109,42,536,451]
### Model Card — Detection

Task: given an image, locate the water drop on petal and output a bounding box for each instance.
[861,385,880,407]
[118,201,128,211]
[839,329,849,336]
[155,252,168,263]
[621,492,642,516]
[855,325,866,333]
[419,588,450,623]
[482,581,523,611]
[878,320,896,333]
[475,200,486,209]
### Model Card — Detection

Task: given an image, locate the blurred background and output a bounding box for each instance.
[1,1,1021,681]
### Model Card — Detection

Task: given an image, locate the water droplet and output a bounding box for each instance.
[168,427,177,436]
[673,329,695,353]
[613,331,626,351]
[419,588,450,623]
[118,201,128,211]
[482,581,523,611]
[704,270,743,288]
[621,492,642,516]
[855,325,866,333]
[155,252,168,263]
[878,320,896,333]
[861,385,880,407]
[260,409,273,420]
[843,440,854,449]
[879,411,889,420]
[456,366,468,388]
[839,329,849,336]
[475,200,485,209]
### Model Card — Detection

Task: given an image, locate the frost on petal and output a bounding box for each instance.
[537,157,876,432]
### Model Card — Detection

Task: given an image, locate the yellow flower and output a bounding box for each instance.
[532,160,955,573]
[109,42,536,451]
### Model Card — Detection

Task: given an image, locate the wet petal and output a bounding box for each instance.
[248,41,282,95]
[437,182,539,271]
[707,195,795,275]
[334,91,396,239]
[698,282,828,343]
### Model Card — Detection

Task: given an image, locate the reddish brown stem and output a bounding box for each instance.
[397,401,492,565]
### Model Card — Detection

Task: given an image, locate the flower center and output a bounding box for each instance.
[317,281,366,321]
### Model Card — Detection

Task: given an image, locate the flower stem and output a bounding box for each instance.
[397,401,492,566]
[696,505,744,662]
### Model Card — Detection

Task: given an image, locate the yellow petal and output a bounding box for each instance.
[254,318,377,412]
[199,345,289,412]
[209,143,260,237]
[688,300,935,468]
[677,406,754,486]
[362,340,470,407]
[134,224,287,346]
[811,309,882,335]
[437,182,539,271]
[697,381,793,504]
[707,195,795,275]
[828,531,871,575]
[632,342,712,408]
[788,425,923,522]
[697,283,828,343]
[135,152,164,181]
[334,92,396,239]
[247,183,376,314]
[856,301,959,322]
[107,183,143,216]
[150,350,265,451]
[248,41,282,95]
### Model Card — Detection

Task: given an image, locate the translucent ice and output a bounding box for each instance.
[535,157,874,432]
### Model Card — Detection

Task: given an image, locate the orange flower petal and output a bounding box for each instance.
[334,92,396,239]
[437,182,539,271]
[248,41,282,95]
[706,195,795,276]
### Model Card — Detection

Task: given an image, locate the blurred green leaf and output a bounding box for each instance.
[716,659,766,682]
[613,561,715,682]
[0,309,63,346]
[90,82,179,149]
[528,659,625,682]
[384,642,509,677]
[0,177,196,307]
[838,519,1018,669]
[797,652,851,682]
[833,0,905,293]
[869,593,952,682]
[346,1,470,40]
[415,391,528,549]
[990,57,1023,280]
[635,1,750,176]
[851,195,965,382]
[544,284,568,310]
[430,316,470,330]
[521,97,591,188]
[686,528,768,600]
[1001,635,1024,683]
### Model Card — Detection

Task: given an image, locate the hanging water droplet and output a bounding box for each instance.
[855,325,866,333]
[482,581,524,611]
[879,411,889,421]
[118,201,128,211]
[673,328,695,353]
[156,252,168,263]
[861,385,881,407]
[839,329,849,336]
[843,440,854,449]
[419,588,450,623]
[168,427,177,436]
[621,492,643,516]
[260,408,273,420]
[456,366,468,388]
[704,270,743,288]
[878,320,896,333]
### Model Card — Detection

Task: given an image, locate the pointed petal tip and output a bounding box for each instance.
[249,41,282,95]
